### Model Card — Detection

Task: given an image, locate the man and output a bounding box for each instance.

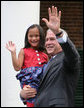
[20,6,80,107]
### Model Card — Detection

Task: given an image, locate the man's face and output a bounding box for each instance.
[45,30,61,56]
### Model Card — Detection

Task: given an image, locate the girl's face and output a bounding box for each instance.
[28,27,40,49]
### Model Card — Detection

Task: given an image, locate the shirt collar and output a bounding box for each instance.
[50,55,57,60]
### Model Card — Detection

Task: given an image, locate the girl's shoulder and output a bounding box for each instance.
[22,48,35,54]
[40,51,48,56]
[40,51,48,61]
[23,48,31,52]
[18,48,24,55]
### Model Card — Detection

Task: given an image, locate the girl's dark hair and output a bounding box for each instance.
[24,24,45,51]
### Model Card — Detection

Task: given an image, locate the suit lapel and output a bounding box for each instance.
[40,55,58,84]
[43,57,56,78]
[40,52,64,85]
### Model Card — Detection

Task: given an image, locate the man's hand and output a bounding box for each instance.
[20,85,37,99]
[42,6,61,35]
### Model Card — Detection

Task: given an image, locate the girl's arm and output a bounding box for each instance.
[11,48,24,71]
[6,41,24,71]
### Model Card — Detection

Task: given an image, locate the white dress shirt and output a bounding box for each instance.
[56,29,68,43]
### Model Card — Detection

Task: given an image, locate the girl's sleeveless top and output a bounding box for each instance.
[22,48,48,69]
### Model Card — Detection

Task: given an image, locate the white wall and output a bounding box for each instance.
[1,1,40,107]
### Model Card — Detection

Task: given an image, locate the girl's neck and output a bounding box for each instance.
[30,47,39,51]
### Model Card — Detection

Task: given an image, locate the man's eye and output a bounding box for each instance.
[45,39,48,42]
[50,38,56,40]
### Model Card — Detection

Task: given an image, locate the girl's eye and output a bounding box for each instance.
[29,35,33,38]
[29,35,39,38]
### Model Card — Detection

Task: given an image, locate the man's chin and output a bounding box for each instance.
[47,50,53,55]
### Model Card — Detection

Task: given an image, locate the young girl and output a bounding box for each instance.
[6,24,48,107]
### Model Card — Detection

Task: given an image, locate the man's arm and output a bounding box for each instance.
[56,29,80,68]
[61,36,80,67]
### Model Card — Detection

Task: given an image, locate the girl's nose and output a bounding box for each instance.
[32,36,37,40]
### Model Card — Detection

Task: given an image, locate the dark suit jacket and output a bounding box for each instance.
[34,37,80,107]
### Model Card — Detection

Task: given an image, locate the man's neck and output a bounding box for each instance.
[50,49,63,59]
